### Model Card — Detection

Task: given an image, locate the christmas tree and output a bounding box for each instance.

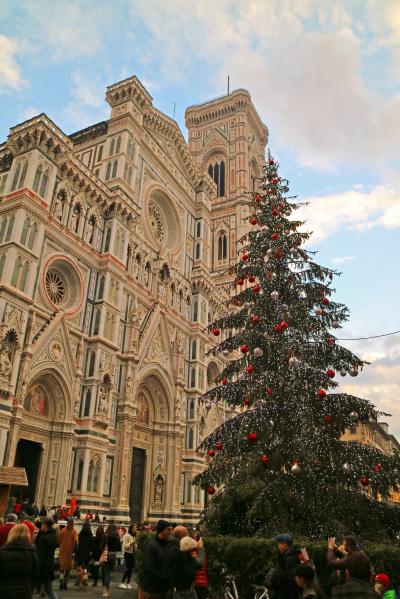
[196,154,400,539]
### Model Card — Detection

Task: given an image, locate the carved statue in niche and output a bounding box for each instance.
[126,370,133,396]
[84,220,95,244]
[154,474,164,503]
[97,384,108,415]
[54,196,64,221]
[70,210,79,233]
[0,347,12,386]
[74,396,80,418]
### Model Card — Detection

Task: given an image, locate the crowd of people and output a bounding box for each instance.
[0,513,137,598]
[270,532,398,598]
[0,511,398,599]
[12,499,104,524]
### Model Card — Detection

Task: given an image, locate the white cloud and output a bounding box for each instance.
[0,34,24,91]
[331,256,355,265]
[297,185,400,243]
[20,106,40,121]
[64,71,109,130]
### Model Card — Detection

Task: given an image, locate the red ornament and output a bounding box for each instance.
[255,194,262,202]
[212,328,220,336]
[252,284,261,293]
[215,441,224,451]
[240,345,249,354]
[271,232,279,240]
[274,324,282,332]
[208,449,216,457]
[241,254,249,262]
[250,217,258,225]
[359,476,369,487]
[318,388,327,398]
[272,208,279,217]
[374,463,382,473]
[207,486,216,495]
[248,275,256,283]
[247,432,257,442]
[280,321,288,330]
[279,202,285,209]
[324,415,334,424]
[269,159,274,165]
[246,365,254,374]
[222,378,228,386]
[327,337,336,345]
[261,454,269,464]
[275,249,283,259]
[236,278,244,286]
[326,369,336,378]
[243,398,251,406]
[266,387,273,395]
[322,297,330,305]
[252,315,261,324]
[272,177,279,185]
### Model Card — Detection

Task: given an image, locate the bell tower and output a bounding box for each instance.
[185,90,268,287]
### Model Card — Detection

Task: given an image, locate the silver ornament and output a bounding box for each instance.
[261,225,268,231]
[290,247,298,255]
[271,291,279,301]
[266,249,274,257]
[263,255,270,263]
[222,349,230,358]
[350,411,358,422]
[238,373,245,382]
[270,272,277,280]
[349,367,359,377]
[340,369,347,377]
[342,462,351,472]
[314,307,323,316]
[332,321,341,329]
[291,463,302,473]
[253,347,264,357]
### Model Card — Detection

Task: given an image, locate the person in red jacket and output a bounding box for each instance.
[0,513,17,547]
[194,534,208,599]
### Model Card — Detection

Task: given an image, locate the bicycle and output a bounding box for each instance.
[223,573,270,599]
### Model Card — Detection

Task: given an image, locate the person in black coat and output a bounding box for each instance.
[76,522,93,567]
[270,534,301,599]
[90,525,106,587]
[170,536,204,596]
[35,518,59,599]
[142,520,173,598]
[0,523,38,599]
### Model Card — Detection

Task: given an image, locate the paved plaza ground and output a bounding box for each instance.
[42,570,139,599]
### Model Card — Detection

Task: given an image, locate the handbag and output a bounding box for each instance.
[99,545,108,564]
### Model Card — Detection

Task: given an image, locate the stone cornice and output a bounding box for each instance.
[106,75,153,111]
[7,114,73,160]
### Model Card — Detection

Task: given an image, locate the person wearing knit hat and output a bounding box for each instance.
[375,573,396,599]
[170,536,204,599]
[142,520,173,599]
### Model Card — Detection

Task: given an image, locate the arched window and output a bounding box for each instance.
[87,460,94,491]
[11,257,22,287]
[193,300,198,322]
[39,169,48,197]
[0,255,5,279]
[127,166,133,185]
[189,399,195,420]
[98,275,105,299]
[93,459,101,492]
[115,136,121,154]
[191,340,197,360]
[196,222,201,238]
[32,165,42,193]
[128,138,135,159]
[0,219,7,243]
[20,217,31,246]
[105,162,111,180]
[11,160,28,192]
[186,478,192,502]
[110,138,115,156]
[84,389,92,417]
[76,459,84,490]
[186,427,194,449]
[208,160,225,197]
[195,243,200,260]
[70,204,81,233]
[104,227,111,252]
[218,232,227,261]
[111,160,118,179]
[5,215,15,241]
[126,244,132,271]
[19,161,28,189]
[92,310,100,336]
[27,222,37,250]
[88,350,96,376]
[190,367,196,388]
[11,162,21,192]
[19,260,29,291]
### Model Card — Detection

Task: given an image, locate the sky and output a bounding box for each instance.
[0,0,399,434]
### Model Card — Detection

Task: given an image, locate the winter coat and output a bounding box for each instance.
[382,591,396,599]
[171,549,204,591]
[331,579,379,598]
[105,533,121,558]
[0,522,14,548]
[142,535,171,593]
[0,538,38,599]
[91,535,106,562]
[36,529,58,582]
[75,528,93,566]
[58,526,78,570]
[194,554,208,588]
[270,546,301,599]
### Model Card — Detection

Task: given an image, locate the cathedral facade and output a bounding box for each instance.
[0,76,268,524]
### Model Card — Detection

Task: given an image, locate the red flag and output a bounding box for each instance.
[69,496,77,516]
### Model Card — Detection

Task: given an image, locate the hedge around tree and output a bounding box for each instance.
[136,534,400,597]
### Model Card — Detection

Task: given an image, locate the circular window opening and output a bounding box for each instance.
[149,201,166,243]
[43,256,84,315]
[45,269,67,306]
[146,190,180,251]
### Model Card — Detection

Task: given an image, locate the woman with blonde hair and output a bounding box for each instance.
[0,523,38,598]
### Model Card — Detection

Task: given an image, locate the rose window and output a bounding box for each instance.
[149,202,165,242]
[45,270,66,305]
